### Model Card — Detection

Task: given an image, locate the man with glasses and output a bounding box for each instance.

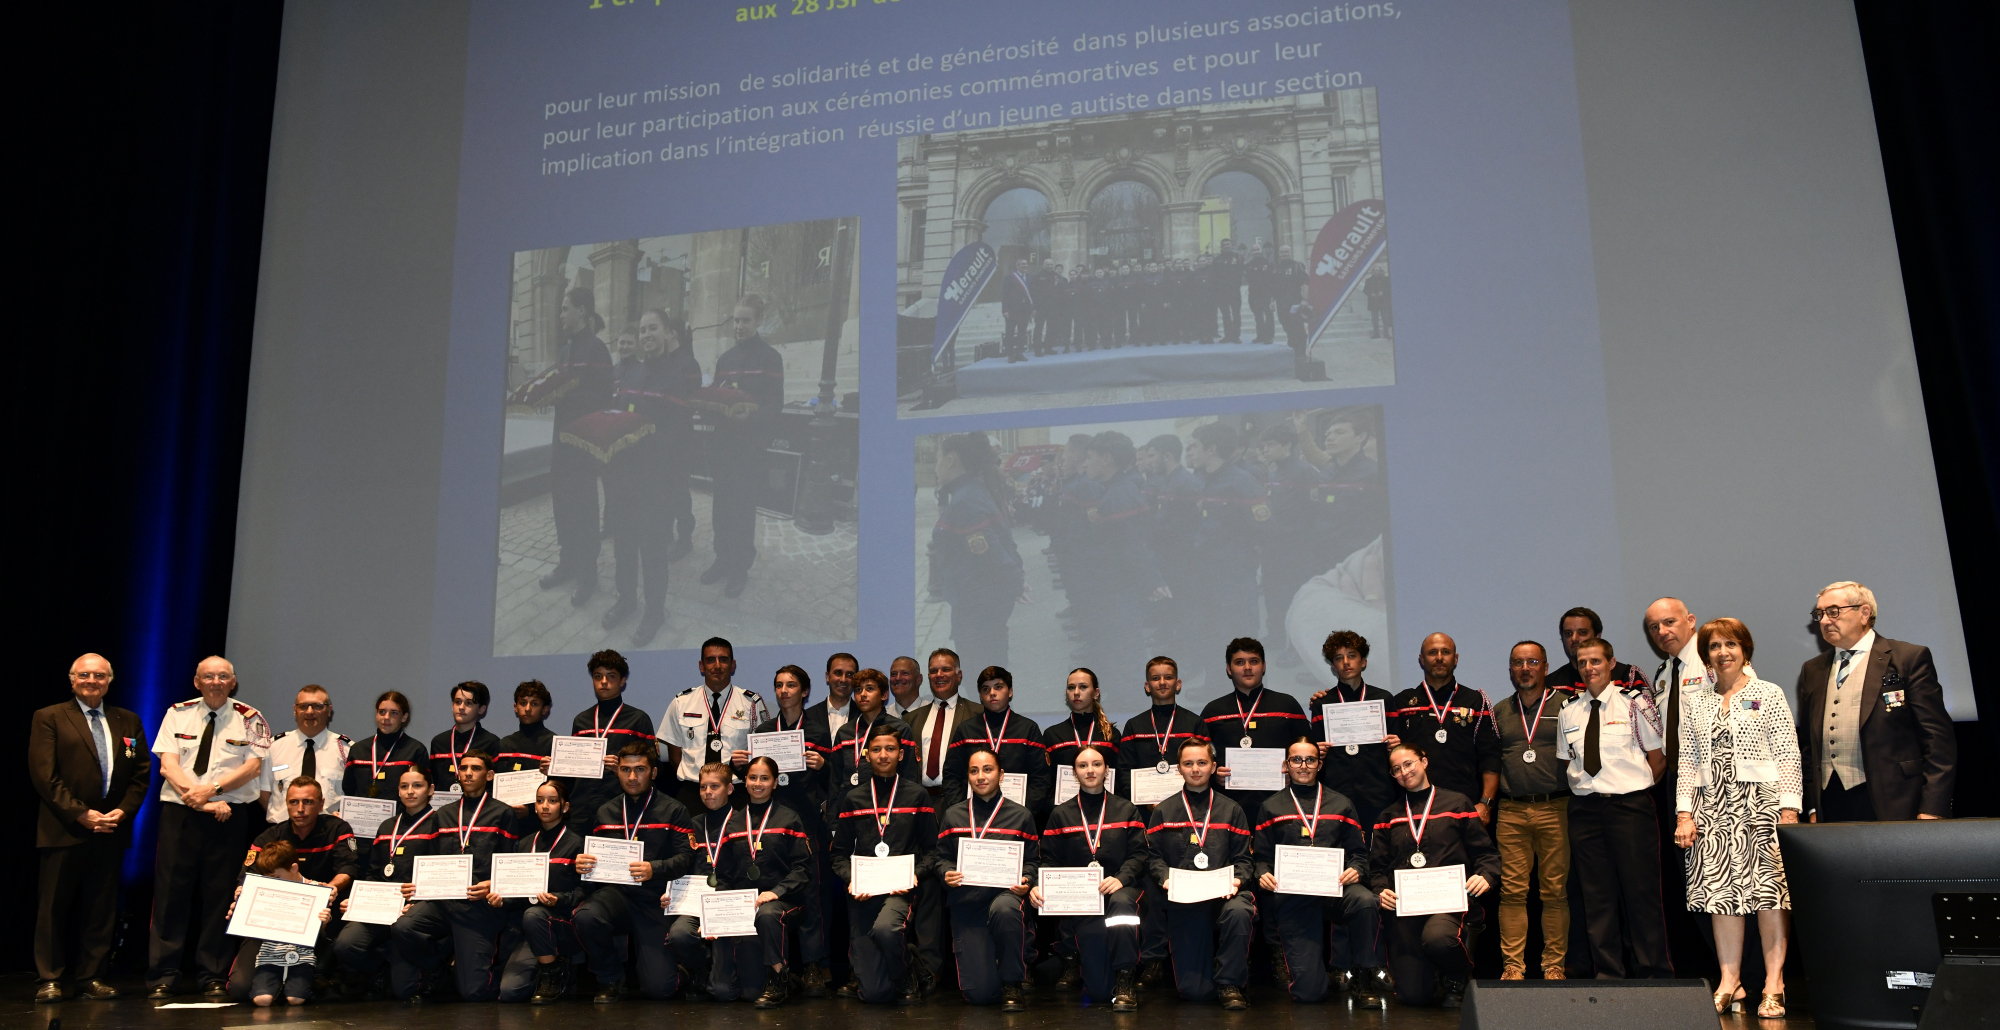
[260,685,349,825]
[31,655,151,1003]
[1796,581,1956,822]
[1252,739,1374,1004]
[1490,642,1570,981]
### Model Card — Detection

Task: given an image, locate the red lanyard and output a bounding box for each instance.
[1072,713,1097,746]
[592,702,626,737]
[621,789,654,842]
[535,826,567,854]
[970,793,1006,839]
[1518,689,1553,743]
[704,688,732,741]
[1234,689,1264,730]
[1079,792,1109,855]
[455,793,488,848]
[1148,709,1174,758]
[983,710,1012,752]
[1404,787,1438,849]
[1421,683,1452,727]
[1182,789,1215,850]
[699,809,726,861]
[740,802,776,852]
[447,726,475,770]
[869,776,892,836]
[1291,785,1324,839]
[390,809,430,852]
[851,715,878,770]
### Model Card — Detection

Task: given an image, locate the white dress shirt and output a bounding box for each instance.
[261,728,350,823]
[1556,684,1664,796]
[913,695,966,787]
[887,694,921,720]
[662,684,770,783]
[152,697,272,805]
[824,700,851,743]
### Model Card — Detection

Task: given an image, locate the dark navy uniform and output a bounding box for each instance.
[1051,469,1102,645]
[1143,464,1203,646]
[1310,450,1388,570]
[427,724,501,792]
[1244,251,1275,343]
[1002,269,1034,361]
[1039,789,1147,1002]
[1143,784,1254,1001]
[1212,249,1244,342]
[564,699,656,834]
[492,721,554,776]
[1031,269,1064,356]
[573,787,695,998]
[1191,461,1268,628]
[1368,786,1501,1005]
[831,774,939,1003]
[1310,682,1396,973]
[1252,784,1374,1002]
[495,823,587,1002]
[942,708,1052,813]
[1269,258,1311,372]
[1081,467,1162,678]
[927,472,1023,670]
[1198,685,1311,814]
[828,714,921,797]
[705,799,814,1000]
[393,790,524,1001]
[550,325,614,578]
[331,807,440,996]
[671,805,733,981]
[342,731,427,800]
[1117,703,1208,964]
[937,794,1040,1004]
[753,712,832,969]
[1386,681,1500,804]
[1259,453,1323,646]
[604,364,677,620]
[1042,713,1123,796]
[708,333,783,578]
[227,816,362,1001]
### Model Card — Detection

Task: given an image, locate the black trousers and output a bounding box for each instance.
[1386,911,1468,1005]
[710,900,795,1000]
[1273,884,1376,1002]
[948,889,1030,1004]
[1003,310,1030,358]
[550,442,602,574]
[913,867,948,984]
[1218,289,1242,341]
[35,838,124,983]
[1064,886,1141,1001]
[1249,295,1274,341]
[575,886,681,997]
[1569,790,1672,978]
[1280,309,1311,374]
[394,899,511,1001]
[1653,771,1713,980]
[1820,770,1878,822]
[148,801,259,987]
[848,893,913,1003]
[709,438,766,573]
[604,456,669,611]
[497,904,579,1002]
[1164,892,1254,1002]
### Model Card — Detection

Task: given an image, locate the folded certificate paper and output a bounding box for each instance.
[1273,845,1346,897]
[226,874,330,947]
[582,836,644,884]
[1128,765,1184,806]
[1394,864,1469,917]
[849,854,917,896]
[410,854,474,901]
[1167,866,1235,904]
[548,735,609,778]
[343,881,406,926]
[1000,773,1028,807]
[1037,867,1104,916]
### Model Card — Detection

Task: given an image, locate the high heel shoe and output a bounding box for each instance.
[1758,992,1786,1018]
[1713,984,1746,1013]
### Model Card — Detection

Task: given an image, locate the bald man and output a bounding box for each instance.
[1384,633,1499,822]
[30,655,151,1002]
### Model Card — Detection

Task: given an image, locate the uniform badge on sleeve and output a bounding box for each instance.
[967,533,989,555]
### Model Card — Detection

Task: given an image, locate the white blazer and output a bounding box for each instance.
[1675,666,1804,814]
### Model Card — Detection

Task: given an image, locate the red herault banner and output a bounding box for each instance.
[1305,199,1387,351]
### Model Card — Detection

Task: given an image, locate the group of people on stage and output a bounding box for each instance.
[998,238,1343,381]
[518,288,784,643]
[931,414,1386,676]
[30,581,1956,1015]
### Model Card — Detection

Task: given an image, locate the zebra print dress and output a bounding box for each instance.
[1683,717,1790,914]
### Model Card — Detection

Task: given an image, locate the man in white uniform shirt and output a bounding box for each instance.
[903,648,983,991]
[1642,597,1711,978]
[146,656,272,999]
[661,636,769,811]
[1556,638,1671,980]
[260,684,349,824]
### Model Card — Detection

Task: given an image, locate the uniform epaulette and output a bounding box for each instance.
[740,689,762,702]
[232,701,259,716]
[1619,685,1645,699]
[676,686,696,696]
[172,698,200,709]
[336,733,353,743]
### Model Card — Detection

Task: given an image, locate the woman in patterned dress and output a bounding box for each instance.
[1673,617,1801,1019]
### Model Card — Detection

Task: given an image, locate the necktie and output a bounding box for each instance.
[193,711,216,776]
[1836,649,1856,684]
[302,738,317,781]
[1584,698,1602,777]
[926,702,949,780]
[89,709,111,796]
[1666,658,1682,764]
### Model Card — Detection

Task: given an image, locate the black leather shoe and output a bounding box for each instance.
[35,981,64,1003]
[571,577,596,606]
[1054,956,1081,990]
[147,982,175,1000]
[1001,982,1027,1011]
[203,981,229,999]
[800,964,830,998]
[834,975,861,999]
[78,980,120,1000]
[600,595,637,629]
[529,961,566,1005]
[753,971,790,1009]
[1351,966,1390,1008]
[1111,969,1138,1011]
[1438,975,1467,1009]
[1269,950,1292,988]
[1136,959,1166,990]
[699,561,728,585]
[593,977,624,1004]
[1217,984,1248,1010]
[896,977,922,1006]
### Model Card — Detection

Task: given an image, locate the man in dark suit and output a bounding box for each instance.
[1797,581,1956,822]
[903,649,983,990]
[29,653,151,1002]
[1002,259,1035,363]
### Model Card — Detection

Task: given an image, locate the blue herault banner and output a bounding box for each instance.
[932,242,998,368]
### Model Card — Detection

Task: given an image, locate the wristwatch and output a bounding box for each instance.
[1478,797,1496,807]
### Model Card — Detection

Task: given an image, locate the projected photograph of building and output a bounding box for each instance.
[915,404,1391,719]
[495,216,861,656]
[895,89,1394,417]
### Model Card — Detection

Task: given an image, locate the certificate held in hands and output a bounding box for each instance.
[1321,700,1387,748]
[1037,867,1104,916]
[492,769,548,806]
[665,875,714,917]
[1393,863,1469,917]
[490,852,550,899]
[1167,866,1235,904]
[226,874,331,947]
[1222,747,1285,792]
[548,736,609,778]
[747,729,806,773]
[1272,844,1346,897]
[582,836,644,884]
[955,839,1024,889]
[343,881,406,926]
[337,796,396,835]
[411,854,474,901]
[1128,765,1183,806]
[849,854,916,896]
[699,889,760,937]
[1054,766,1118,804]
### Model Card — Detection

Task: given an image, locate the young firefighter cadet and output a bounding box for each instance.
[828,669,922,791]
[1036,743,1146,1011]
[942,666,1052,814]
[1116,656,1207,986]
[1145,738,1255,1010]
[392,749,521,1003]
[1306,630,1394,1002]
[671,764,737,996]
[708,756,814,1008]
[565,649,658,834]
[492,778,587,1004]
[1370,742,1501,1009]
[572,743,695,1002]
[751,664,834,996]
[428,682,500,792]
[332,767,440,1000]
[342,691,426,801]
[1252,739,1376,1004]
[228,778,360,1003]
[1202,636,1309,961]
[937,747,1040,1010]
[491,680,555,776]
[832,724,939,1005]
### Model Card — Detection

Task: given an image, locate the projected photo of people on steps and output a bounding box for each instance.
[916,404,1391,711]
[496,216,861,656]
[896,89,1393,417]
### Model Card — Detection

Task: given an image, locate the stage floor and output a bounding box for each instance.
[6,974,1818,1029]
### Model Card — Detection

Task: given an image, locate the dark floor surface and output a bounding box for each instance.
[3,972,1818,1030]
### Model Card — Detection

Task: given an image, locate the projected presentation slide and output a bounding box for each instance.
[895,89,1393,416]
[916,404,1388,713]
[495,217,860,656]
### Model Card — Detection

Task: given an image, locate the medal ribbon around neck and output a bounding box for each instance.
[593,701,626,738]
[1234,688,1264,735]
[970,790,1006,839]
[699,807,728,865]
[1421,682,1453,729]
[1518,688,1553,746]
[703,686,734,747]
[536,825,567,856]
[1182,788,1215,856]
[1080,790,1109,857]
[621,788,654,843]
[1404,786,1438,854]
[390,808,430,858]
[869,775,893,837]
[1147,709,1175,763]
[740,801,776,855]
[456,791,489,849]
[983,709,1012,754]
[1291,784,1324,840]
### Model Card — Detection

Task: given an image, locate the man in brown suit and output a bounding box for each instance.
[29,653,151,1002]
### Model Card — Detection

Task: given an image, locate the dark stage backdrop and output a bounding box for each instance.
[7,0,1992,980]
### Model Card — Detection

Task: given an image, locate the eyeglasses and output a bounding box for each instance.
[1507,658,1545,668]
[1285,756,1320,766]
[294,703,330,713]
[71,671,112,682]
[1810,604,1865,622]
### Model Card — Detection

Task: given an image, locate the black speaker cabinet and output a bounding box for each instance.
[1460,979,1720,1029]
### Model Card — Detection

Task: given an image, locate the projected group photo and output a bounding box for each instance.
[916,403,1389,713]
[497,216,861,656]
[895,89,1393,417]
